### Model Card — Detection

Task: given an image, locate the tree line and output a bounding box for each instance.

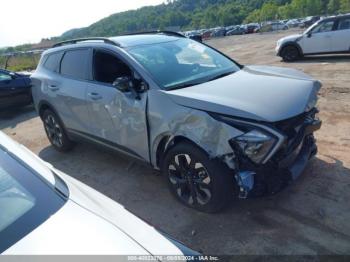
[61,0,350,39]
[1,0,350,53]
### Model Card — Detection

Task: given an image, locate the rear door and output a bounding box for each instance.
[49,48,91,133]
[301,20,335,54]
[331,17,350,52]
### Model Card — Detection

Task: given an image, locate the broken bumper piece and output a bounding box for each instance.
[237,134,318,198]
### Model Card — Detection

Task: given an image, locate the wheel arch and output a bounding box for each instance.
[155,134,208,169]
[37,101,68,132]
[279,41,303,56]
[38,100,58,119]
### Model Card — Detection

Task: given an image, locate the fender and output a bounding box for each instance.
[278,41,304,56]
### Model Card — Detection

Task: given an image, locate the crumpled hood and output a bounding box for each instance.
[165,65,321,122]
[278,34,303,45]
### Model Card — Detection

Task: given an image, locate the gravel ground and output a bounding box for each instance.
[1,29,350,255]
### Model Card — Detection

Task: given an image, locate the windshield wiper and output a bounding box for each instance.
[166,81,203,91]
[207,71,235,82]
[166,70,236,91]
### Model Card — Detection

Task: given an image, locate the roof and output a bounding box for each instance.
[49,32,185,52]
[109,34,180,48]
[322,14,350,22]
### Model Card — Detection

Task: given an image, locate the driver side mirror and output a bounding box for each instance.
[113,76,148,100]
[307,32,312,38]
[113,76,132,92]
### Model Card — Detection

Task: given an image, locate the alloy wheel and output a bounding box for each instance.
[168,154,212,206]
[283,46,299,61]
[44,114,63,148]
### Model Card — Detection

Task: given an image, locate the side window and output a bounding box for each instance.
[337,18,350,30]
[93,50,132,84]
[43,52,63,73]
[312,21,335,34]
[0,72,11,81]
[60,49,90,80]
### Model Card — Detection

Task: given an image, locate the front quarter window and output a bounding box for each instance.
[0,148,66,253]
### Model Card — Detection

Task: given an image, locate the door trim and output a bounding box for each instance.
[67,128,146,162]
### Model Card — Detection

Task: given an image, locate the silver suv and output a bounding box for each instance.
[31,32,322,213]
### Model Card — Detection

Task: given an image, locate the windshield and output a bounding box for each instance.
[128,38,240,90]
[0,147,66,253]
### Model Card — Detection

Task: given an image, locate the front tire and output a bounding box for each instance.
[42,110,74,152]
[162,142,235,213]
[281,45,300,62]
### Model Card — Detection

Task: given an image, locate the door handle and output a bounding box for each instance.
[48,85,60,91]
[88,92,102,100]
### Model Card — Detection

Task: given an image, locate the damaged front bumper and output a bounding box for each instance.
[235,114,321,198]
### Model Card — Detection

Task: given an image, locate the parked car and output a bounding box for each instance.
[201,30,212,40]
[31,32,321,213]
[226,26,245,36]
[210,27,226,37]
[244,24,260,34]
[0,69,32,110]
[286,18,303,28]
[187,33,203,43]
[276,14,350,61]
[271,22,289,31]
[0,131,198,256]
[260,22,288,32]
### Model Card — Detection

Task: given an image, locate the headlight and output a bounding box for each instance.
[231,129,277,164]
[210,114,280,164]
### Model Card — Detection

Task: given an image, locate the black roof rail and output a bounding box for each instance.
[52,37,120,48]
[125,30,186,38]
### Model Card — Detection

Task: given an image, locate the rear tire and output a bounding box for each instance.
[281,45,300,62]
[42,110,74,152]
[161,142,236,213]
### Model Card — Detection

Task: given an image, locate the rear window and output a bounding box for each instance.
[43,52,63,72]
[0,147,66,253]
[60,49,90,80]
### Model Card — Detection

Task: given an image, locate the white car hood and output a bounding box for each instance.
[278,34,303,44]
[0,132,187,257]
[53,170,184,256]
[4,200,149,255]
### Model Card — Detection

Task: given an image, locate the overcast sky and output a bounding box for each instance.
[0,0,164,47]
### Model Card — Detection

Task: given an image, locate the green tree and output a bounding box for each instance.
[244,9,261,23]
[328,0,341,13]
[340,0,350,12]
[259,2,280,21]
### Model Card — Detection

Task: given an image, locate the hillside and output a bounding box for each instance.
[1,0,349,54]
[59,0,350,40]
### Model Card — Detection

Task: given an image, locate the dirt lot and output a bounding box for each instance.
[1,29,350,255]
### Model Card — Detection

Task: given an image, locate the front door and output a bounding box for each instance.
[301,20,335,54]
[85,49,149,161]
